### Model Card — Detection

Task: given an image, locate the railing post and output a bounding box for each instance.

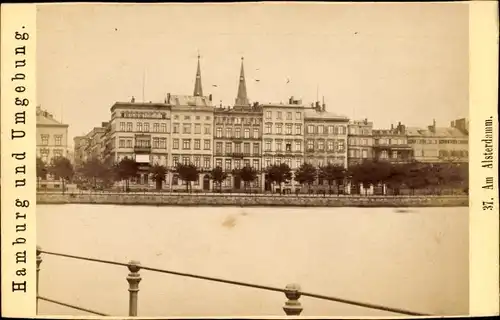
[36,246,42,314]
[283,283,303,316]
[126,260,141,316]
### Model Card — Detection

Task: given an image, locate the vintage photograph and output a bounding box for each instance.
[35,2,469,317]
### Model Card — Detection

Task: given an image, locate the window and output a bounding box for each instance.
[183,124,191,134]
[194,139,201,150]
[120,122,125,131]
[195,116,200,120]
[337,139,345,152]
[295,141,302,152]
[285,124,292,135]
[295,159,302,168]
[244,143,250,155]
[53,149,63,158]
[225,128,232,138]
[276,124,283,134]
[225,159,231,171]
[286,112,292,120]
[235,127,241,138]
[381,150,388,159]
[204,139,211,150]
[295,124,302,135]
[173,157,179,166]
[216,127,222,138]
[235,143,242,153]
[253,143,260,155]
[173,139,179,149]
[244,159,250,167]
[328,126,334,134]
[195,124,201,134]
[204,125,211,135]
[338,126,345,134]
[307,140,314,151]
[244,128,250,138]
[119,138,125,148]
[276,140,283,152]
[225,142,232,153]
[265,140,272,151]
[216,142,223,154]
[184,115,191,120]
[127,139,133,148]
[137,123,143,132]
[144,123,150,132]
[265,158,272,168]
[183,139,191,150]
[161,123,166,133]
[277,111,282,120]
[318,140,324,150]
[252,159,259,169]
[54,135,62,146]
[307,125,314,134]
[317,126,324,134]
[127,123,133,132]
[296,112,301,120]
[194,157,201,168]
[41,134,49,145]
[253,128,259,138]
[285,158,292,167]
[276,157,282,165]
[327,140,334,151]
[173,123,179,133]
[215,158,222,168]
[153,123,159,132]
[265,124,272,134]
[205,116,211,121]
[204,157,211,169]
[285,143,292,152]
[234,159,241,169]
[392,151,398,159]
[153,138,160,148]
[265,111,271,120]
[183,156,190,165]
[362,149,368,158]
[160,138,166,149]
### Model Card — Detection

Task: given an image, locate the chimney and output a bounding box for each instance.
[131,96,135,103]
[167,93,171,103]
[209,94,212,102]
[433,119,436,128]
[391,124,394,130]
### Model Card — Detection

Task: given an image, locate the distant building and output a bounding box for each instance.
[36,106,69,164]
[304,101,349,169]
[347,119,374,166]
[406,118,469,163]
[372,122,414,163]
[213,58,263,191]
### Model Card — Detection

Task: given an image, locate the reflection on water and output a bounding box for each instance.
[37,205,469,317]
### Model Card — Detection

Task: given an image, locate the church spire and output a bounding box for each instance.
[193,53,203,97]
[235,57,249,106]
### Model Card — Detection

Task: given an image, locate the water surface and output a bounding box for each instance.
[37,205,469,317]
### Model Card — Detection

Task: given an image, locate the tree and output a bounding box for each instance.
[150,164,168,190]
[404,162,428,195]
[348,160,380,196]
[209,166,227,192]
[36,157,48,189]
[115,157,138,192]
[265,163,292,194]
[386,163,407,195]
[237,166,258,192]
[80,157,109,189]
[294,162,317,193]
[318,163,346,194]
[49,156,74,194]
[175,163,199,192]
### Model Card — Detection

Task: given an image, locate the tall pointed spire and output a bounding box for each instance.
[235,57,249,106]
[193,53,203,97]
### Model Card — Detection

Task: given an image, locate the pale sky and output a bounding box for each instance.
[37,2,469,143]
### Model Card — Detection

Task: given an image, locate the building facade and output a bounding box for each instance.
[347,119,374,166]
[36,106,69,164]
[304,102,349,168]
[372,123,414,163]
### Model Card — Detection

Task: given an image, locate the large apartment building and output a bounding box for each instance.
[347,119,374,166]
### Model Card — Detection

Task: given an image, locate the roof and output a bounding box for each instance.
[405,126,467,137]
[170,95,213,107]
[36,108,68,127]
[304,109,349,121]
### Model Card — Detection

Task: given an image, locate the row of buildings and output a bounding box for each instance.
[37,56,469,192]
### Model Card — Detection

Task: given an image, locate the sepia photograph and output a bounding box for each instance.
[30,1,473,317]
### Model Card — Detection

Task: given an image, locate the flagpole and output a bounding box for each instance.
[142,69,146,102]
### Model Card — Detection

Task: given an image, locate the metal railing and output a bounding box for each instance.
[36,246,430,317]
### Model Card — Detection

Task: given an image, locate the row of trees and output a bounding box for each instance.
[38,156,468,195]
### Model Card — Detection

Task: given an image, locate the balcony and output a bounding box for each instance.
[134,145,151,153]
[227,152,244,158]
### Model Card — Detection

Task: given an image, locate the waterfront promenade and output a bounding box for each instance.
[37,191,468,207]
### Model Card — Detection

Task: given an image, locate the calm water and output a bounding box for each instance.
[37,205,469,317]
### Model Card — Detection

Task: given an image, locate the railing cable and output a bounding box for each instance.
[37,296,110,316]
[40,249,430,316]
